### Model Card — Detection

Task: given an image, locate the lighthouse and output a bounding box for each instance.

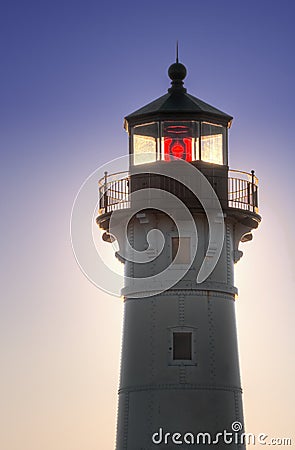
[96,58,261,449]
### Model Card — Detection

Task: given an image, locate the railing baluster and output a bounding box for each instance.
[104,171,108,213]
[251,170,255,212]
[227,173,258,213]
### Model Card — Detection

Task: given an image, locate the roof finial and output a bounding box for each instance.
[168,44,187,93]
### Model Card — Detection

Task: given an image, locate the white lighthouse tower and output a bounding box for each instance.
[97,59,261,449]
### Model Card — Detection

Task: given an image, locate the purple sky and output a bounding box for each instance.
[2,0,295,171]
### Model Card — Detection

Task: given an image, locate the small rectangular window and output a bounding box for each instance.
[172,237,191,264]
[173,332,192,360]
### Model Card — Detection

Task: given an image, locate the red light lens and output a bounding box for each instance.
[171,143,184,158]
[164,137,192,161]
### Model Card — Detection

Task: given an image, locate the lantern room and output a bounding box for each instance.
[97,57,259,230]
[131,120,227,165]
[124,60,232,167]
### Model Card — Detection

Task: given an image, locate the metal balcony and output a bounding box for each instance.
[228,169,258,213]
[98,169,258,216]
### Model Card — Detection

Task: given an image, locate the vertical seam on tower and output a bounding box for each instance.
[178,294,185,327]
[207,293,216,384]
[147,390,154,449]
[150,298,156,381]
[123,393,129,450]
[226,222,231,285]
[148,298,156,441]
[178,294,186,383]
[179,366,186,384]
[208,292,218,434]
[129,223,134,279]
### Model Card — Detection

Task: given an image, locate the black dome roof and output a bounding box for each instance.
[124,62,233,130]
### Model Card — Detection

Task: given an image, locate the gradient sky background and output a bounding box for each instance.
[1,1,295,449]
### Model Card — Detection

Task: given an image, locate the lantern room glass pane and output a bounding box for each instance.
[132,122,158,165]
[201,122,225,165]
[161,121,199,162]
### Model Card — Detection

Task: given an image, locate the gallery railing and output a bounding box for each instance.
[98,169,258,215]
